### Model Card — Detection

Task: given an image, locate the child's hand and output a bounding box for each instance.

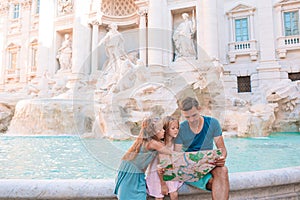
[157,167,165,175]
[161,182,169,195]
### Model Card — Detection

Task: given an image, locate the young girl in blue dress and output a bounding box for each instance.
[114,117,173,200]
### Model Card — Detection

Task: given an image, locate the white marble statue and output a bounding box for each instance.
[58,0,73,14]
[173,12,196,60]
[56,33,72,72]
[26,71,54,97]
[99,23,127,73]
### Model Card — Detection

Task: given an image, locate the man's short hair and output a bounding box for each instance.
[180,97,199,111]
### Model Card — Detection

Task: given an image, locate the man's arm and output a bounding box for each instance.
[214,136,227,166]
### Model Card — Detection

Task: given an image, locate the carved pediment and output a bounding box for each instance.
[6,42,20,50]
[30,38,38,44]
[277,0,290,3]
[227,3,255,14]
[275,0,300,6]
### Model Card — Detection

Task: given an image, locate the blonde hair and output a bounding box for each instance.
[122,117,162,160]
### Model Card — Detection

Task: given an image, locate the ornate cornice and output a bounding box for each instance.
[101,12,139,26]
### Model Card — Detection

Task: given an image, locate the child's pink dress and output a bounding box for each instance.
[146,154,183,198]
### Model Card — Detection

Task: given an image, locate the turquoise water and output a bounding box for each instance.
[0,132,299,179]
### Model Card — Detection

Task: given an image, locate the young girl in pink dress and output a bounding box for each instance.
[146,116,183,200]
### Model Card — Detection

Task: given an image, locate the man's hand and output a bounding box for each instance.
[215,156,226,167]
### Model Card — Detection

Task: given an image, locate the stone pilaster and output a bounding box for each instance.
[257,0,277,61]
[71,0,92,76]
[0,2,9,86]
[199,0,219,59]
[256,0,281,86]
[37,0,55,77]
[89,19,100,74]
[136,0,148,65]
[147,0,165,66]
[19,0,32,83]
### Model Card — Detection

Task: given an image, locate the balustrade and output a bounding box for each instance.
[228,40,258,62]
[277,35,300,58]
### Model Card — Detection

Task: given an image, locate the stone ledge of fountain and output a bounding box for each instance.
[0,166,299,200]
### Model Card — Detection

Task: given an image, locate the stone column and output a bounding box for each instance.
[147,0,164,66]
[19,1,32,83]
[71,0,92,76]
[0,3,9,86]
[199,0,219,59]
[89,0,102,75]
[37,0,55,77]
[136,7,148,65]
[90,20,99,74]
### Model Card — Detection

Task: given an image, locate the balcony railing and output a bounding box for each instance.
[228,40,258,63]
[277,35,300,58]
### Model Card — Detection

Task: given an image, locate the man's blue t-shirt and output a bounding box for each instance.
[175,116,222,152]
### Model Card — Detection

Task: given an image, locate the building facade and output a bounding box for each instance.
[0,0,299,101]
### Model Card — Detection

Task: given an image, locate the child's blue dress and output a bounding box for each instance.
[114,145,157,200]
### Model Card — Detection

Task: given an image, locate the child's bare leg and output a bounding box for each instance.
[169,191,178,200]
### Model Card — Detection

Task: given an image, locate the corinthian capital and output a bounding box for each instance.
[0,2,9,15]
[21,0,33,10]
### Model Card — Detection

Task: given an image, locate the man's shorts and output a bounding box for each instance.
[185,172,212,191]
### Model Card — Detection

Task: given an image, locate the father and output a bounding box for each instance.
[174,97,229,200]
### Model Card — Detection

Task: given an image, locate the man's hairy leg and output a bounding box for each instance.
[210,166,229,200]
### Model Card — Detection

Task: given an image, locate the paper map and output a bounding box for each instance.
[159,149,222,182]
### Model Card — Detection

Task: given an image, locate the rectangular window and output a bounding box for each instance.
[13,4,20,19]
[288,72,300,81]
[9,52,17,70]
[284,11,299,36]
[36,0,40,14]
[235,18,249,42]
[237,76,251,93]
[31,48,37,67]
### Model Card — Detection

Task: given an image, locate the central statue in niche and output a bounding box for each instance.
[97,23,143,94]
[100,23,127,73]
[173,12,197,60]
[56,33,72,72]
